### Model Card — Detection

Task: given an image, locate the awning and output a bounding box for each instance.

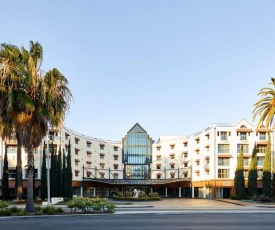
[156,154,161,157]
[195,170,200,173]
[113,154,119,157]
[87,141,92,144]
[99,172,105,175]
[195,148,200,151]
[170,162,175,165]
[183,140,188,144]
[75,148,80,151]
[75,159,80,162]
[170,153,175,156]
[205,144,210,148]
[113,164,118,166]
[195,159,200,162]
[100,163,105,165]
[170,143,175,146]
[156,163,161,167]
[86,151,92,154]
[195,137,200,141]
[205,156,210,159]
[257,141,267,145]
[156,173,162,176]
[205,132,210,136]
[75,137,80,141]
[113,173,118,176]
[100,143,105,146]
[236,129,253,132]
[75,170,80,173]
[243,154,252,158]
[170,172,175,175]
[86,161,91,164]
[218,154,233,158]
[100,153,105,156]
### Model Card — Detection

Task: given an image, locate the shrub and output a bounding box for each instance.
[10,206,19,213]
[116,192,123,197]
[230,195,240,200]
[16,210,27,216]
[0,209,12,216]
[0,201,9,211]
[42,206,63,215]
[106,202,116,213]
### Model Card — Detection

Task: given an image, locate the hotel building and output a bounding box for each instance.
[0,119,272,199]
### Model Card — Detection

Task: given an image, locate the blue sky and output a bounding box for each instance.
[1,1,275,141]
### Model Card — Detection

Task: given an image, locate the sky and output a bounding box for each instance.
[1,0,275,141]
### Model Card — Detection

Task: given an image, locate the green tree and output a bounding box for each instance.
[2,144,9,200]
[234,145,246,199]
[248,143,258,197]
[62,149,66,197]
[57,146,62,197]
[263,132,271,197]
[50,143,58,197]
[0,41,72,211]
[40,141,47,200]
[66,140,73,199]
[15,132,23,200]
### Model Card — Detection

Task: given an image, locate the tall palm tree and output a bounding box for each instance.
[253,78,275,128]
[0,41,72,212]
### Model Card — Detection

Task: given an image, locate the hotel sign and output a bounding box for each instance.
[222,181,232,186]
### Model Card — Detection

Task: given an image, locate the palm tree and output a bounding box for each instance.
[0,41,72,212]
[253,78,275,128]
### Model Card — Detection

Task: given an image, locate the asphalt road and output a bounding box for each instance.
[1,213,275,230]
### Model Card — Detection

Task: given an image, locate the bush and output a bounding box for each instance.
[42,206,63,215]
[66,197,116,213]
[16,210,27,216]
[252,194,274,203]
[10,206,19,213]
[0,209,12,216]
[116,192,123,197]
[0,201,9,211]
[230,195,240,200]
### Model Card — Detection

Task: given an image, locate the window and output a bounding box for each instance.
[113,174,118,179]
[196,160,200,166]
[170,155,175,159]
[9,170,16,179]
[196,138,200,144]
[75,138,79,144]
[170,145,175,150]
[7,146,17,154]
[184,163,188,167]
[100,164,105,169]
[75,161,79,166]
[100,173,105,179]
[218,158,230,166]
[257,170,263,178]
[196,171,200,177]
[87,141,91,147]
[87,151,91,158]
[114,146,118,151]
[87,162,91,168]
[170,173,175,178]
[170,164,175,169]
[257,146,266,154]
[100,144,105,150]
[183,152,188,158]
[218,169,230,178]
[243,170,249,178]
[156,156,161,160]
[243,158,249,167]
[65,133,70,140]
[220,132,227,141]
[114,165,118,170]
[25,169,38,179]
[87,172,91,178]
[157,147,161,151]
[240,132,247,140]
[184,143,188,147]
[259,132,266,141]
[237,144,249,153]
[114,155,118,160]
[157,174,161,179]
[184,173,188,178]
[75,149,79,155]
[218,144,230,153]
[156,165,161,169]
[100,153,105,159]
[257,157,264,166]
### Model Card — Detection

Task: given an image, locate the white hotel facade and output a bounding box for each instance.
[0,119,272,199]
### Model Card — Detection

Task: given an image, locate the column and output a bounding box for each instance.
[80,187,83,197]
[203,186,206,198]
[165,187,168,197]
[93,187,96,197]
[179,187,182,198]
[192,187,194,198]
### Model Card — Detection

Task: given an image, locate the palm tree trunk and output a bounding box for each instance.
[25,147,35,212]
[16,132,23,200]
